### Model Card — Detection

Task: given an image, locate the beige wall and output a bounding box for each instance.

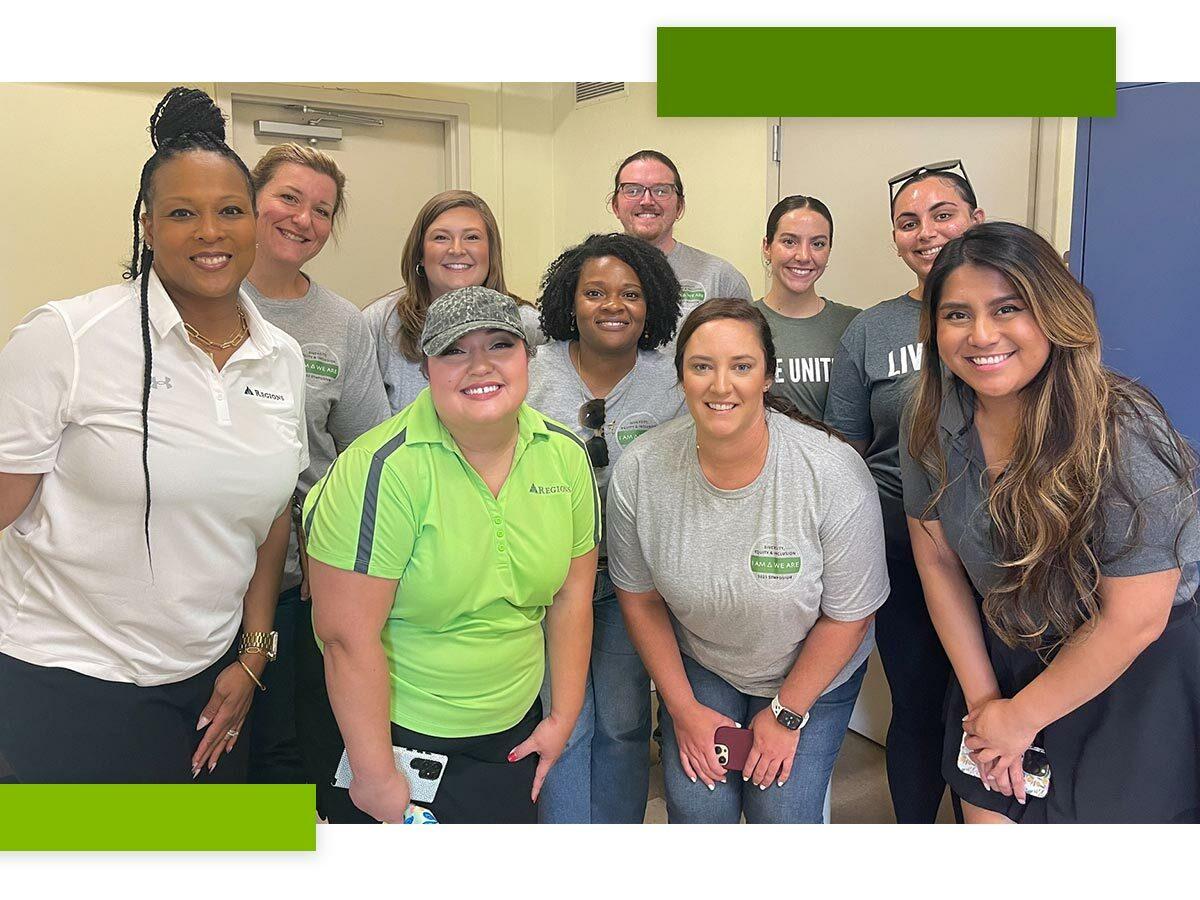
[0,81,563,340]
[0,83,216,339]
[0,82,1073,345]
[549,83,770,296]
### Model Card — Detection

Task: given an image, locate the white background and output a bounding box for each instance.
[3,0,1196,892]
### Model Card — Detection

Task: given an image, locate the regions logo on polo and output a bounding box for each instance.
[243,385,287,402]
[301,343,340,387]
[748,535,802,592]
[616,412,657,447]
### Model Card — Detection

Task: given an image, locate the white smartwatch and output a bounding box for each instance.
[771,695,810,731]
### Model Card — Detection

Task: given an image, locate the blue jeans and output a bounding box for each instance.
[659,655,866,824]
[538,569,652,823]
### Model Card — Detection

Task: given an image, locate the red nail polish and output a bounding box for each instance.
[507,752,517,762]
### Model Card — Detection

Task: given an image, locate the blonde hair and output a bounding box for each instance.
[381,190,509,363]
[250,142,348,232]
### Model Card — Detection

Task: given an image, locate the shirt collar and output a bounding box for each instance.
[403,388,549,454]
[938,378,981,460]
[141,268,280,358]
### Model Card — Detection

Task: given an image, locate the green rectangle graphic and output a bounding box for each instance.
[750,555,802,576]
[305,359,339,379]
[657,27,1115,117]
[0,784,315,851]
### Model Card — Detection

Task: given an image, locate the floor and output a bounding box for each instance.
[643,731,956,824]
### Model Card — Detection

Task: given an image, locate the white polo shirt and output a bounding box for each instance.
[0,270,308,686]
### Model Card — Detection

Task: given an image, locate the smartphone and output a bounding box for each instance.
[956,732,1050,798]
[714,725,754,772]
[331,746,449,805]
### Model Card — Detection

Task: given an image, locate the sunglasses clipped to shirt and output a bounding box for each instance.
[579,398,609,468]
[886,158,974,207]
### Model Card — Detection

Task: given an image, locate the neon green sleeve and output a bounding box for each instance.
[303,447,417,579]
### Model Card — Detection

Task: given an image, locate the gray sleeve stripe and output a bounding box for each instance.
[303,468,333,546]
[542,419,601,547]
[354,428,408,574]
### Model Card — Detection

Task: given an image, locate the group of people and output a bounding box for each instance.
[1,87,1197,825]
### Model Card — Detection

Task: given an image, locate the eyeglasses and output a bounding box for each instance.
[579,398,609,468]
[616,183,680,201]
[887,159,973,207]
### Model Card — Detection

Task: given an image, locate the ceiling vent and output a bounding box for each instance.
[575,82,626,107]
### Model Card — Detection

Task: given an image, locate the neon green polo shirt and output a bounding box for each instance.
[303,388,599,738]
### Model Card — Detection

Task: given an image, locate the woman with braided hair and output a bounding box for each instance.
[0,86,307,782]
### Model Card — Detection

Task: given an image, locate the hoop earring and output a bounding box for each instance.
[416,262,426,278]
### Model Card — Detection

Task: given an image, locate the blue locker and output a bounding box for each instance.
[1070,82,1200,442]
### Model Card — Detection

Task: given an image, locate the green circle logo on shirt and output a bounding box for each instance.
[302,343,340,386]
[749,535,802,592]
[678,280,706,304]
[616,412,658,447]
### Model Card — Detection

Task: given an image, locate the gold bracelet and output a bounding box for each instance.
[238,657,267,692]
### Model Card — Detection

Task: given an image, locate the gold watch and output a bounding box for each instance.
[238,630,279,662]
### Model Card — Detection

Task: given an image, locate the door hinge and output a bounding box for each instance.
[771,123,781,163]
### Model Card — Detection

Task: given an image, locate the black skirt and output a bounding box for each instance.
[943,597,1200,823]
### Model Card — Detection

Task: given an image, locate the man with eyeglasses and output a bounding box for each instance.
[610,150,752,351]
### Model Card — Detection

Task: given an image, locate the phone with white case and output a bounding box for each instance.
[332,746,449,805]
[957,732,1050,798]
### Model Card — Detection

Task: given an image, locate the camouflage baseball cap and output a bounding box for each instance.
[420,286,528,357]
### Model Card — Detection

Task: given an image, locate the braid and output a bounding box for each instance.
[763,392,846,442]
[125,188,145,280]
[126,86,255,571]
[139,247,154,569]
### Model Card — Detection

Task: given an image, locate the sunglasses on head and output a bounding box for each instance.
[579,398,609,468]
[887,159,973,207]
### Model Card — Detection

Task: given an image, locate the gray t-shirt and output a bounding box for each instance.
[900,384,1200,608]
[661,241,754,355]
[364,290,546,414]
[607,412,890,697]
[755,297,860,422]
[247,277,391,589]
[526,340,685,558]
[825,293,923,549]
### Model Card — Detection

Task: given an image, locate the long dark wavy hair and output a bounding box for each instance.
[907,222,1198,651]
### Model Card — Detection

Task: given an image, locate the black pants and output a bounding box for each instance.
[322,700,542,825]
[873,548,953,823]
[0,644,248,783]
[247,586,307,783]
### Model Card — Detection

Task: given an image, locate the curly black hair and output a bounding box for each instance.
[537,232,681,350]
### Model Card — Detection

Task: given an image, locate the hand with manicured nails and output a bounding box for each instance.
[191,656,261,777]
[670,700,737,789]
[964,698,1037,805]
[507,711,575,802]
[744,706,801,789]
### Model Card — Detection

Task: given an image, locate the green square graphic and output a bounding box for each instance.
[658,27,1116,117]
[0,784,316,851]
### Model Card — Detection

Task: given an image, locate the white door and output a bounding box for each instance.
[226,91,452,307]
[778,117,1041,745]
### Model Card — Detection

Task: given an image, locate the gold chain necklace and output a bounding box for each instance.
[184,306,249,361]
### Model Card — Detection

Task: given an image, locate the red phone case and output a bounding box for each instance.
[714,726,754,772]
